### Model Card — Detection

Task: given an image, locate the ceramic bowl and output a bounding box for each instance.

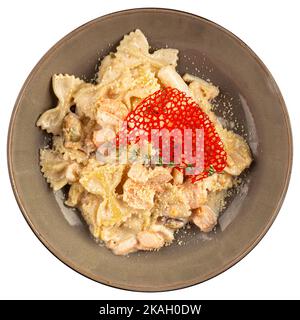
[8,8,292,291]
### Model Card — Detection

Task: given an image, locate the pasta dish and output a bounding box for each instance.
[37,30,252,255]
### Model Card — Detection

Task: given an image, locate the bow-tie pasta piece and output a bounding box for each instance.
[37,74,84,134]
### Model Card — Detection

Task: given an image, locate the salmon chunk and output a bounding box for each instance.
[191,205,217,232]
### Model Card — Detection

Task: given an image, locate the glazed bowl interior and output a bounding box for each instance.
[8,8,292,291]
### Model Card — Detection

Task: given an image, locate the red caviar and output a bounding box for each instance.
[117,87,227,181]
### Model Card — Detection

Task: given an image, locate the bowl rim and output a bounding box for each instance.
[7,7,293,292]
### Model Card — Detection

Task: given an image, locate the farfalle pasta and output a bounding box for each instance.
[37,74,85,134]
[37,29,252,255]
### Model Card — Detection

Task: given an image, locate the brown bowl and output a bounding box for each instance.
[7,8,292,291]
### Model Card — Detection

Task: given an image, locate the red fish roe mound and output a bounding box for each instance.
[117,87,227,181]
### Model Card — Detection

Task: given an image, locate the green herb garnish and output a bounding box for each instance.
[207,165,215,176]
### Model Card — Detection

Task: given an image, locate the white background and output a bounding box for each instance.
[0,0,299,300]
